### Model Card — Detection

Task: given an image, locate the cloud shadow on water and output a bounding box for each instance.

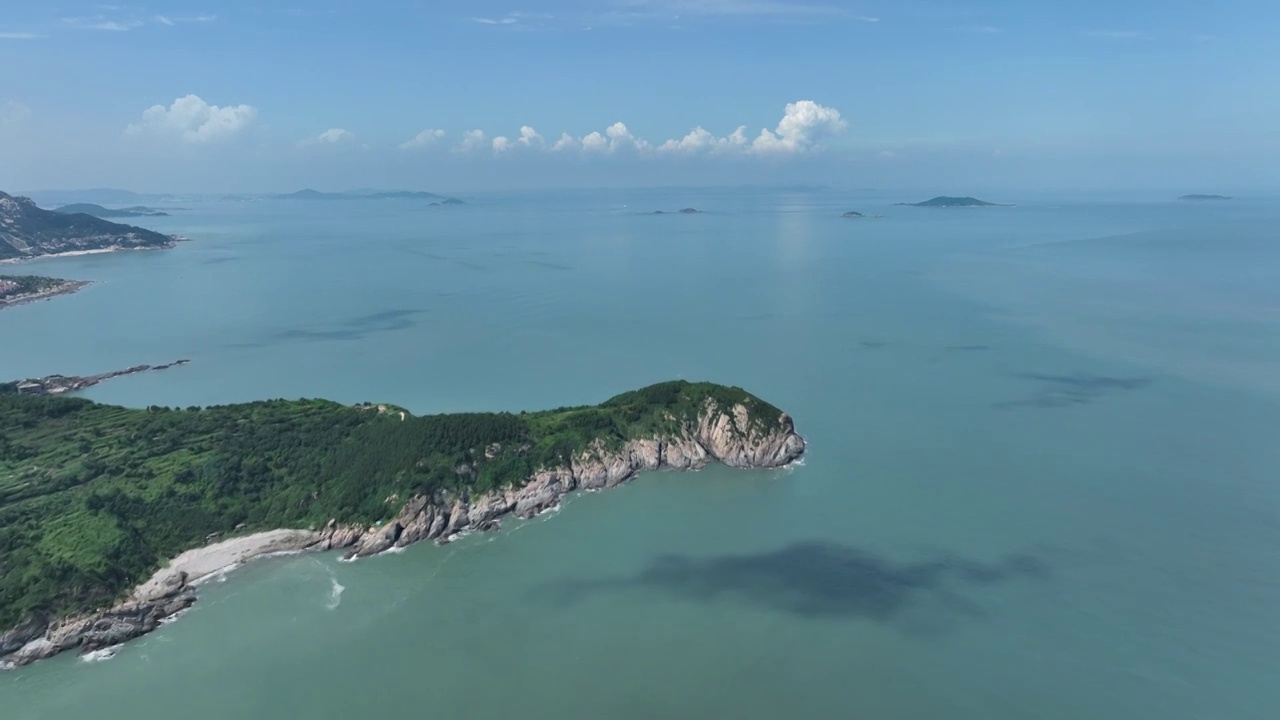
[540,541,1048,632]
[272,308,423,342]
[995,373,1152,409]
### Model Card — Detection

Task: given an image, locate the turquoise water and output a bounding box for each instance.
[2,190,1278,718]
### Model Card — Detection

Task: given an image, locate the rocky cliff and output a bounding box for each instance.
[1,399,804,668]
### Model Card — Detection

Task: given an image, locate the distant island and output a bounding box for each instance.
[0,275,89,308]
[841,211,864,218]
[273,189,466,204]
[1178,194,1232,201]
[0,191,184,262]
[0,380,804,667]
[895,196,1009,208]
[653,208,701,215]
[54,203,170,218]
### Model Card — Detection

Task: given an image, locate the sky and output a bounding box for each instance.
[1,0,1277,194]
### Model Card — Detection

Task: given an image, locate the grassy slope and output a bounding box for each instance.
[0,381,782,628]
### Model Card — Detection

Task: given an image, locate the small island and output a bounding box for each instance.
[1,190,184,262]
[0,275,89,309]
[841,211,864,218]
[653,208,701,215]
[1178,194,1232,201]
[895,196,1009,208]
[54,203,170,218]
[0,380,804,668]
[274,189,465,204]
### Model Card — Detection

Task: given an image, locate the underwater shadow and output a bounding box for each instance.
[996,373,1152,409]
[541,541,1048,630]
[273,308,423,342]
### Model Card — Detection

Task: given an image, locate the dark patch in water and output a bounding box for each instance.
[201,256,239,265]
[858,340,888,349]
[545,542,1046,629]
[944,344,990,352]
[273,308,422,342]
[525,260,573,271]
[996,373,1152,409]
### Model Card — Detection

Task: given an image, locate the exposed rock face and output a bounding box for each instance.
[324,399,806,558]
[1,399,804,669]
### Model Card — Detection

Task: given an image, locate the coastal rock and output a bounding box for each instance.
[0,618,47,657]
[695,403,806,468]
[353,521,403,557]
[514,469,575,518]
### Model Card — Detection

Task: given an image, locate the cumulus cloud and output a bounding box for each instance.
[517,125,543,147]
[580,131,608,152]
[658,125,749,153]
[125,94,257,144]
[473,99,845,158]
[459,129,487,151]
[399,128,445,150]
[299,128,355,146]
[749,100,846,154]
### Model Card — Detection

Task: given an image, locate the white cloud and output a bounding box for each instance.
[749,100,847,154]
[63,16,144,31]
[459,129,487,151]
[299,128,355,146]
[484,99,845,158]
[399,128,445,150]
[125,94,257,144]
[551,132,579,151]
[658,125,749,153]
[0,32,42,40]
[581,131,608,152]
[517,125,543,147]
[154,15,174,26]
[878,150,895,158]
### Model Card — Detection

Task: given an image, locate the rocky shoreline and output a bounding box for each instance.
[0,401,805,669]
[0,279,90,309]
[7,359,190,395]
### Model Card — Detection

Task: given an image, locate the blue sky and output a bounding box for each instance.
[1,0,1276,193]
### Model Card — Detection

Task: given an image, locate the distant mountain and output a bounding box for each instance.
[54,203,169,218]
[895,196,1008,208]
[21,188,165,206]
[1178,194,1232,201]
[273,189,465,204]
[0,191,181,261]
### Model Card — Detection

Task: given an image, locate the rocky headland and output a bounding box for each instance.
[0,386,804,668]
[0,190,183,262]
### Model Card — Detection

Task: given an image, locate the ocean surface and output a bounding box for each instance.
[2,189,1278,718]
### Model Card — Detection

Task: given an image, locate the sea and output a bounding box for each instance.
[1,188,1277,719]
